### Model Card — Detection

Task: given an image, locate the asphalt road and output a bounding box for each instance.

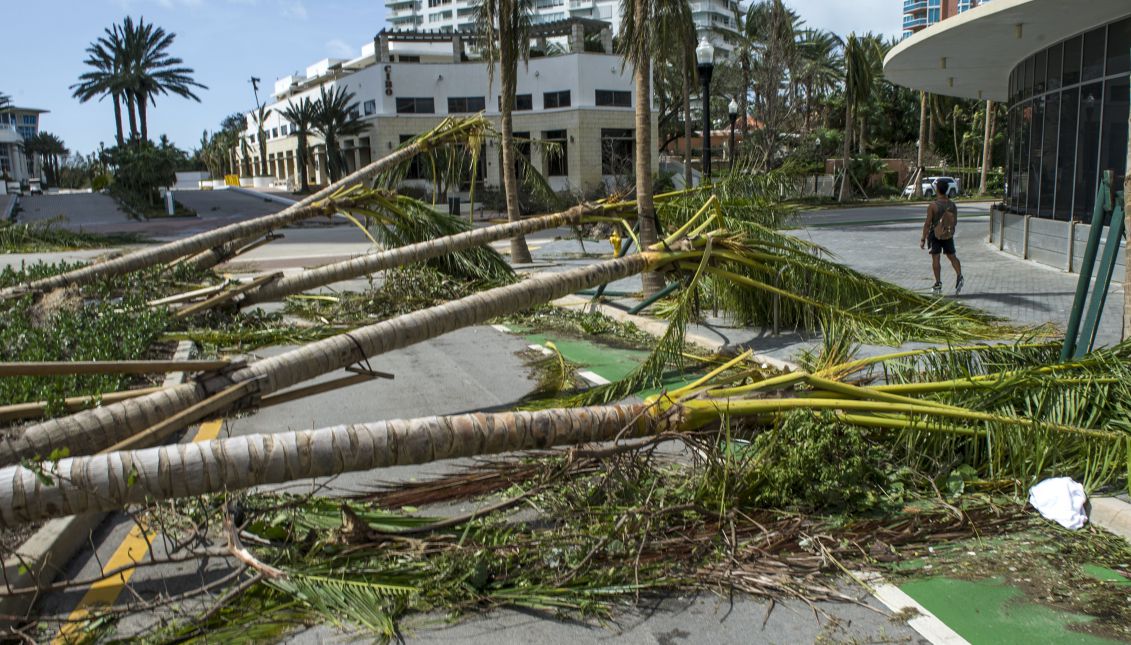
[27,205,930,643]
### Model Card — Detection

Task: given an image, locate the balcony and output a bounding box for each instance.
[388,3,421,17]
[569,0,593,9]
[902,16,928,29]
[902,0,928,12]
[387,0,415,6]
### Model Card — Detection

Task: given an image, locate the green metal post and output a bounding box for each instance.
[1078,191,1125,356]
[1061,172,1113,361]
[628,281,681,314]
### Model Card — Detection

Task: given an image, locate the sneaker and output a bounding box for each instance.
[955,274,965,295]
[932,281,942,296]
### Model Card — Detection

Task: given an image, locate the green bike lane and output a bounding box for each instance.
[494,322,1131,645]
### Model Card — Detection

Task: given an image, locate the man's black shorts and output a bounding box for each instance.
[928,235,956,256]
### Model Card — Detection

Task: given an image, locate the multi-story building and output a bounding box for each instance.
[243,19,655,197]
[0,105,47,186]
[386,0,740,51]
[902,0,990,39]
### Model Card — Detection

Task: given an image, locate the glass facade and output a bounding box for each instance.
[1004,16,1131,223]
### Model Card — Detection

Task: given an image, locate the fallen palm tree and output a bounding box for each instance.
[3,341,1128,526]
[0,117,494,298]
[1,207,1005,465]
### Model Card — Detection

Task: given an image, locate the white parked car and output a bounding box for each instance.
[903,176,960,198]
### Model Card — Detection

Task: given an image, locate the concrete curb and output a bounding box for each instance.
[1,194,18,222]
[1090,496,1131,541]
[229,186,297,206]
[0,341,196,623]
[552,294,799,371]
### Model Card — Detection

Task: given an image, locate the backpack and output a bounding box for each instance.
[932,198,957,240]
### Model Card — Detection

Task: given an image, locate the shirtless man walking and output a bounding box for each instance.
[919,178,964,296]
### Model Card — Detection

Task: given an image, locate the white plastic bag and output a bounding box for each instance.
[1028,477,1088,530]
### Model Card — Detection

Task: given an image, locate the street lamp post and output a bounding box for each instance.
[813,137,822,195]
[696,37,715,182]
[727,98,738,170]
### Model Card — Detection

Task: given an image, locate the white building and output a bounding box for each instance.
[0,105,46,187]
[385,0,740,51]
[244,20,656,198]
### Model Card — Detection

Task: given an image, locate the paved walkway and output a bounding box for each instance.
[793,203,1124,350]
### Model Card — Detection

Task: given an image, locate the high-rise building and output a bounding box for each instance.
[386,0,741,51]
[902,0,990,39]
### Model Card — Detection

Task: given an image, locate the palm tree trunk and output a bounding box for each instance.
[633,2,665,298]
[258,133,269,177]
[683,66,693,188]
[244,204,593,305]
[501,48,532,264]
[112,94,124,147]
[915,91,927,197]
[0,127,483,298]
[979,100,994,195]
[0,403,656,526]
[740,55,750,139]
[837,101,854,202]
[297,131,309,192]
[2,254,653,464]
[138,93,149,142]
[126,94,138,141]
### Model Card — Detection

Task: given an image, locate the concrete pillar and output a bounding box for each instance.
[570,24,585,53]
[537,37,549,52]
[452,36,462,62]
[600,27,612,54]
[377,34,391,63]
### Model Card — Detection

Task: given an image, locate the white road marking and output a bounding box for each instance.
[577,370,610,386]
[858,572,969,645]
[491,324,512,333]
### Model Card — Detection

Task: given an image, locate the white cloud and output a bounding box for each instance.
[788,0,902,39]
[281,0,307,19]
[326,39,355,59]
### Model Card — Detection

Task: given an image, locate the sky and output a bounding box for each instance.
[0,0,901,157]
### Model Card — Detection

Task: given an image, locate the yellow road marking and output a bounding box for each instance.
[54,419,225,643]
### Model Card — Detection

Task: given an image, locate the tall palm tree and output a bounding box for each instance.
[71,27,128,146]
[837,34,882,202]
[28,133,68,187]
[794,29,843,132]
[280,97,318,192]
[474,0,535,264]
[313,85,367,182]
[651,0,696,188]
[619,0,692,295]
[118,16,206,142]
[251,104,271,177]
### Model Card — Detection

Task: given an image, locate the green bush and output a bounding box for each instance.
[103,141,179,211]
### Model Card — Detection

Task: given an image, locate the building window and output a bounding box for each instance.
[427,0,450,6]
[21,115,35,126]
[595,90,631,108]
[543,90,571,109]
[271,128,279,138]
[397,55,421,63]
[498,94,533,111]
[363,100,376,115]
[542,129,568,176]
[396,97,436,114]
[447,96,486,113]
[600,128,634,175]
[399,134,428,179]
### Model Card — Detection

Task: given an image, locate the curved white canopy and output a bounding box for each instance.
[884,0,1131,102]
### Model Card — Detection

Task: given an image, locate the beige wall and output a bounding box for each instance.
[245,108,659,196]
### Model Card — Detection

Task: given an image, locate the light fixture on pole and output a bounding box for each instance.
[813,137,822,195]
[695,37,715,182]
[727,98,738,169]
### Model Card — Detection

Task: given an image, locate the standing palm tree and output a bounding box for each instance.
[281,98,318,192]
[118,16,206,142]
[619,0,692,295]
[837,34,882,202]
[474,0,535,264]
[251,104,272,177]
[71,26,128,146]
[794,29,843,133]
[313,85,367,182]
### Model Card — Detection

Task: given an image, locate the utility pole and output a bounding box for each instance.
[915,91,927,197]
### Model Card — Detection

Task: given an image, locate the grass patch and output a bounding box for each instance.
[0,219,148,253]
